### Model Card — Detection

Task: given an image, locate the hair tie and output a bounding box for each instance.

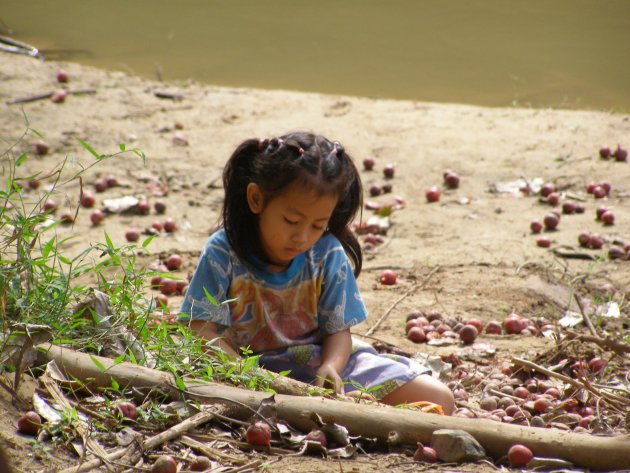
[326,141,343,160]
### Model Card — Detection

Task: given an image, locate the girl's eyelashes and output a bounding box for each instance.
[284,217,298,225]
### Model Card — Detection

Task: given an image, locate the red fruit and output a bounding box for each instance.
[59,211,75,224]
[413,445,437,463]
[379,269,397,285]
[613,145,628,162]
[503,315,524,335]
[425,186,441,203]
[514,387,529,399]
[508,444,533,467]
[160,278,177,295]
[596,206,609,220]
[165,254,183,270]
[540,183,555,197]
[42,199,58,213]
[90,209,105,225]
[151,455,177,473]
[137,200,150,215]
[115,401,139,421]
[546,192,560,206]
[575,204,586,214]
[530,220,543,234]
[51,89,67,103]
[536,237,551,248]
[599,146,611,159]
[245,420,271,447]
[34,140,49,155]
[369,184,382,196]
[151,221,164,232]
[426,310,442,322]
[190,456,212,471]
[105,175,119,187]
[586,182,597,194]
[163,218,177,233]
[598,181,611,195]
[156,293,169,308]
[588,234,603,249]
[443,170,460,189]
[459,324,478,344]
[383,164,395,178]
[593,186,607,199]
[543,212,559,230]
[533,398,551,413]
[407,326,427,343]
[125,228,141,242]
[544,387,560,399]
[609,247,626,260]
[485,320,502,335]
[17,411,42,435]
[150,275,163,288]
[465,318,483,332]
[94,179,109,193]
[363,157,375,171]
[304,429,327,447]
[561,201,576,214]
[56,69,69,83]
[382,182,393,193]
[154,201,167,214]
[601,211,615,226]
[80,190,96,208]
[588,357,606,373]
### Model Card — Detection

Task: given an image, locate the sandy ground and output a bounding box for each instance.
[1,53,630,472]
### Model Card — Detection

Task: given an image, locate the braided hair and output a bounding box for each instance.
[222,131,363,276]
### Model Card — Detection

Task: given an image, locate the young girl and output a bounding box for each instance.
[179,132,454,414]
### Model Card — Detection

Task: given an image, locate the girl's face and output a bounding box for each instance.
[247,182,338,271]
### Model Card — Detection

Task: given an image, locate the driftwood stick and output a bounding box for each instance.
[573,294,598,337]
[37,343,630,471]
[6,88,96,105]
[565,329,630,357]
[180,435,248,465]
[364,266,439,337]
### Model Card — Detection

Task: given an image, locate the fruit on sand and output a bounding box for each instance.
[601,211,615,226]
[160,278,177,295]
[407,326,427,343]
[165,254,183,270]
[363,156,375,171]
[190,456,212,471]
[151,455,177,473]
[379,269,397,285]
[443,170,460,189]
[34,140,49,155]
[530,220,543,234]
[17,411,42,435]
[163,218,177,233]
[125,228,140,242]
[459,324,478,344]
[425,186,441,202]
[56,69,69,83]
[245,420,271,447]
[304,429,327,447]
[614,145,628,162]
[536,237,551,248]
[154,201,167,214]
[115,401,139,421]
[485,320,502,335]
[508,444,533,467]
[543,212,559,230]
[413,445,437,463]
[383,164,395,178]
[80,190,96,208]
[90,209,105,225]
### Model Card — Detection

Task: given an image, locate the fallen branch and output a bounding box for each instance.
[573,294,598,337]
[6,88,96,105]
[38,343,630,471]
[565,329,630,357]
[364,266,439,337]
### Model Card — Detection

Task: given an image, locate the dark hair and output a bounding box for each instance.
[222,131,363,276]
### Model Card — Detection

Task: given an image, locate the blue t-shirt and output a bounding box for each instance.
[179,229,368,354]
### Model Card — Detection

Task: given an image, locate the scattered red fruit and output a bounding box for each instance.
[413,445,437,463]
[154,201,167,214]
[589,234,603,249]
[601,211,615,226]
[596,206,609,220]
[163,218,177,233]
[165,254,183,270]
[459,324,478,344]
[540,183,555,197]
[56,69,69,83]
[190,456,212,472]
[105,175,118,187]
[115,401,139,421]
[382,182,393,193]
[90,209,105,225]
[369,184,382,196]
[508,444,533,467]
[151,221,164,232]
[543,212,559,231]
[51,89,67,103]
[536,237,551,248]
[125,228,141,242]
[530,220,543,234]
[407,326,427,343]
[160,278,177,295]
[363,156,375,171]
[80,190,96,208]
[443,170,460,189]
[613,145,628,162]
[546,192,560,206]
[304,429,327,447]
[17,411,42,435]
[245,420,271,447]
[137,200,150,215]
[609,247,626,260]
[151,455,177,473]
[485,321,502,335]
[503,314,524,335]
[379,269,397,285]
[599,146,611,159]
[578,233,590,248]
[383,164,395,178]
[425,186,441,203]
[593,186,607,199]
[42,199,58,213]
[34,140,49,155]
[59,211,75,224]
[561,201,576,214]
[94,179,109,193]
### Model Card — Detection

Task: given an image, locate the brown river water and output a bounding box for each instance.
[2,0,630,111]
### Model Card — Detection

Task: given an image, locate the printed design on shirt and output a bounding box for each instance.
[228,276,320,352]
[287,345,314,366]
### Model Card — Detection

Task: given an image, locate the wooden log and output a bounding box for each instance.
[38,344,630,471]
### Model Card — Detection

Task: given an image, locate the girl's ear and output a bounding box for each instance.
[246,183,264,214]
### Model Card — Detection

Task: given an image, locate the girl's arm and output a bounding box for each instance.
[189,320,240,359]
[314,329,352,393]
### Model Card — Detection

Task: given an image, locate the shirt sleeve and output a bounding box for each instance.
[316,242,368,335]
[178,236,232,325]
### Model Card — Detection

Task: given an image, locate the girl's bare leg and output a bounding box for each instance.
[381,374,455,414]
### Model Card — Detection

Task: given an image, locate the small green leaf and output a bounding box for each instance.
[111,378,120,391]
[78,139,100,159]
[16,152,28,167]
[203,287,218,306]
[119,143,126,152]
[89,355,107,372]
[142,234,155,248]
[174,374,186,392]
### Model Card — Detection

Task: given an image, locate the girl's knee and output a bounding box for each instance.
[381,374,455,415]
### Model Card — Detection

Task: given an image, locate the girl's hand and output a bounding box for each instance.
[314,363,344,394]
